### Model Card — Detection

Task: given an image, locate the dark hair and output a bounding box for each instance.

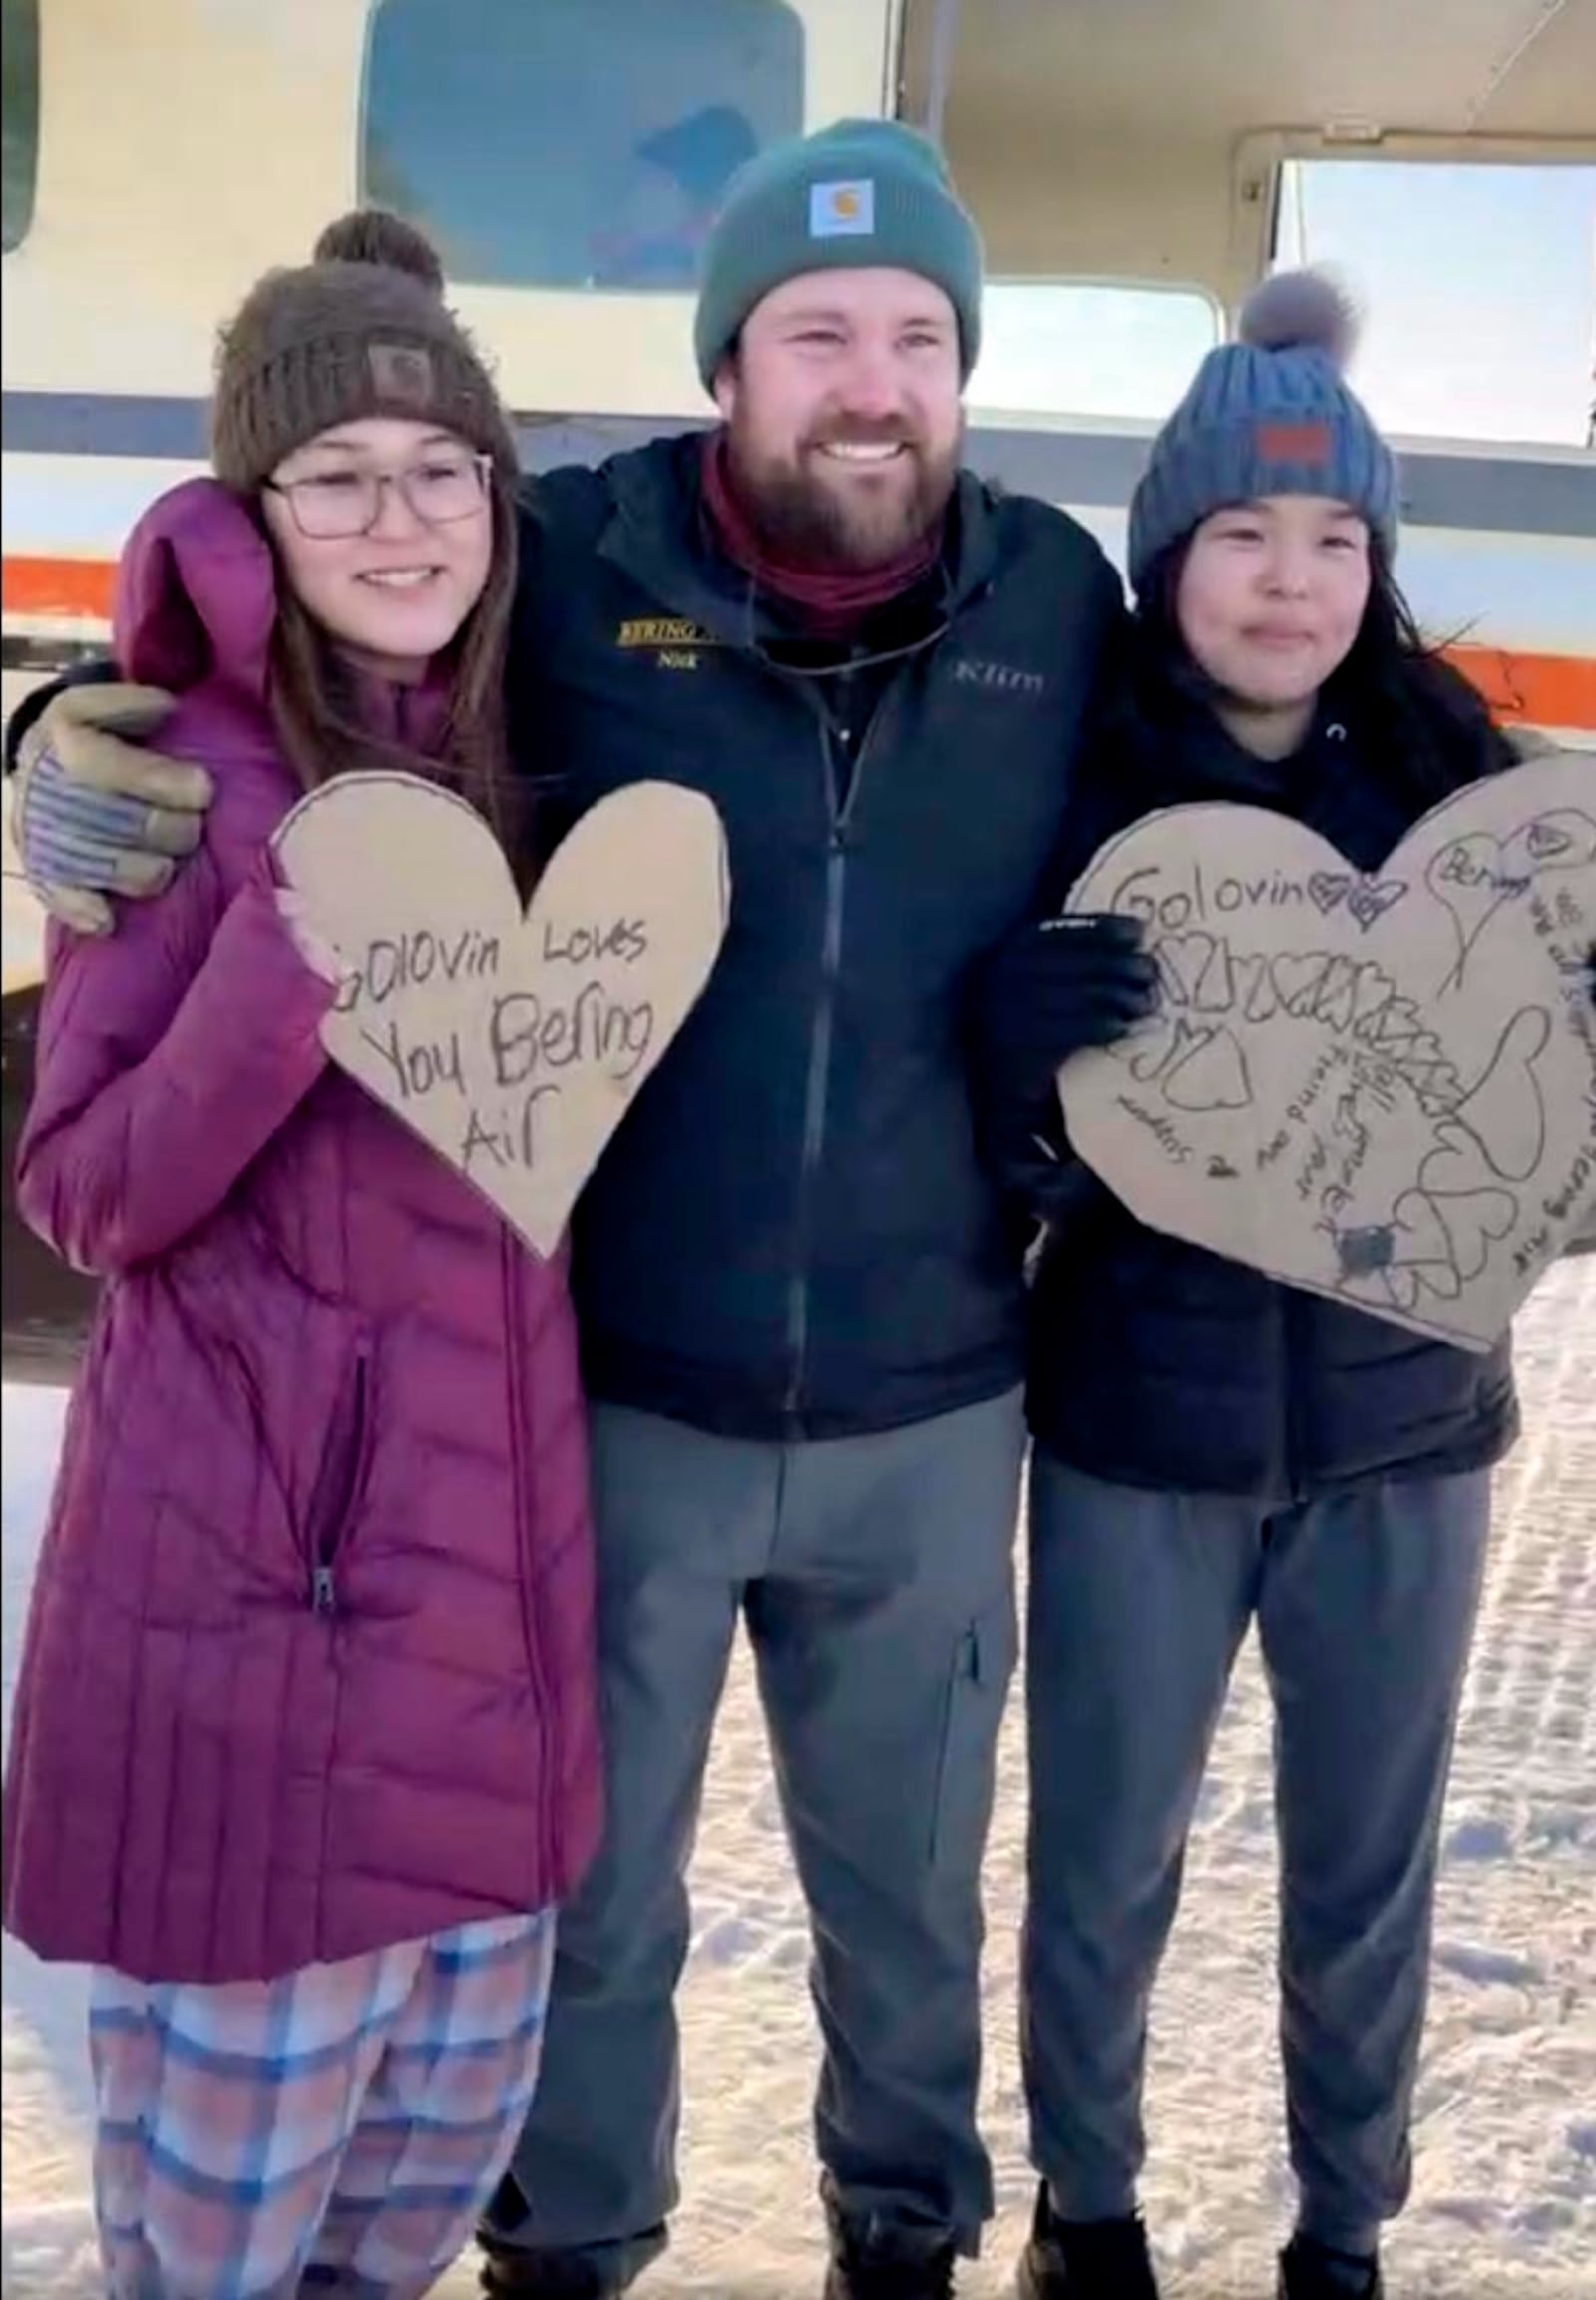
[1128,528,1514,805]
[264,454,525,866]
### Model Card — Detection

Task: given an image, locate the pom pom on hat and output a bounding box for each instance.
[312,208,446,294]
[1237,267,1361,366]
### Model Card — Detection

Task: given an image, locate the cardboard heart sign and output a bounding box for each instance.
[1056,754,1596,1349]
[273,774,730,1256]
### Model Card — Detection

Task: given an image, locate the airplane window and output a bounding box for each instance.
[1,0,38,255]
[967,281,1222,422]
[361,0,803,292]
[1276,159,1594,449]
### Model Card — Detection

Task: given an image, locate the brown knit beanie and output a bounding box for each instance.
[210,209,519,493]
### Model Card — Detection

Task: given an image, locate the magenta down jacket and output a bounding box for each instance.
[3,478,601,1984]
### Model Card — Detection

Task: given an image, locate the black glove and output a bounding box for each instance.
[971,910,1160,1099]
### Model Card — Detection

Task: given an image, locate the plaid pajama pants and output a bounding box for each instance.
[89,1909,556,2300]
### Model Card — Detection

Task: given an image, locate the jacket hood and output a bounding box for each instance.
[114,476,278,702]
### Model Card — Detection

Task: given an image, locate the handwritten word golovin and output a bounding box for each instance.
[1056,755,1596,1351]
[273,774,730,1256]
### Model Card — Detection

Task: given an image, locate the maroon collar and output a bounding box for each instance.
[700,432,941,639]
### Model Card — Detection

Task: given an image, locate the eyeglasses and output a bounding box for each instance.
[264,450,492,539]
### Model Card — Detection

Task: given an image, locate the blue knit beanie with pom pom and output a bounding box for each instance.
[1127,269,1398,594]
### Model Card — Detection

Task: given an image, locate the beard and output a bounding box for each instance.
[724,409,961,570]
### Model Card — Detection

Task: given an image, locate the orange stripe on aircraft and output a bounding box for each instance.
[4,557,1595,731]
[1443,644,1596,736]
[3,556,116,623]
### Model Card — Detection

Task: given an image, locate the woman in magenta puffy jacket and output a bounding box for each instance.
[3,213,601,2300]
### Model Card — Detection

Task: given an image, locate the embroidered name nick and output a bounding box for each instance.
[952,656,1047,698]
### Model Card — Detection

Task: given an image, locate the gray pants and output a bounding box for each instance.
[1022,1455,1490,2258]
[489,1388,1025,2276]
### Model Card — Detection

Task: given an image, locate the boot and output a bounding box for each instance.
[1276,2233,1384,2300]
[1016,2183,1161,2300]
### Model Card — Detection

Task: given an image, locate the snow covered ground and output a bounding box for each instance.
[4,1258,1592,2299]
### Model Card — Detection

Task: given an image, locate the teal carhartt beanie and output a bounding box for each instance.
[1128,270,1398,594]
[693,118,984,390]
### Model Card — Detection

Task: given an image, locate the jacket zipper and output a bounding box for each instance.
[307,1345,370,1615]
[502,1232,559,1894]
[782,690,889,1422]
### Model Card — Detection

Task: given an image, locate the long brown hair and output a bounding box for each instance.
[265,453,525,864]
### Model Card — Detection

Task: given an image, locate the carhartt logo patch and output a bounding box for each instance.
[1256,419,1333,465]
[369,342,435,403]
[809,179,875,238]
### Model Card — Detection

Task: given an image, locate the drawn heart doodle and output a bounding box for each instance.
[1426,1184,1519,1285]
[1386,1191,1465,1298]
[1510,810,1596,874]
[1453,1007,1553,1182]
[1345,876,1408,931]
[1055,754,1596,1350]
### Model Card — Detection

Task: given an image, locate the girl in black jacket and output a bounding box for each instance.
[975,272,1591,2300]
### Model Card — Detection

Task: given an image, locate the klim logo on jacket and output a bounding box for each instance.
[952,655,1048,698]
